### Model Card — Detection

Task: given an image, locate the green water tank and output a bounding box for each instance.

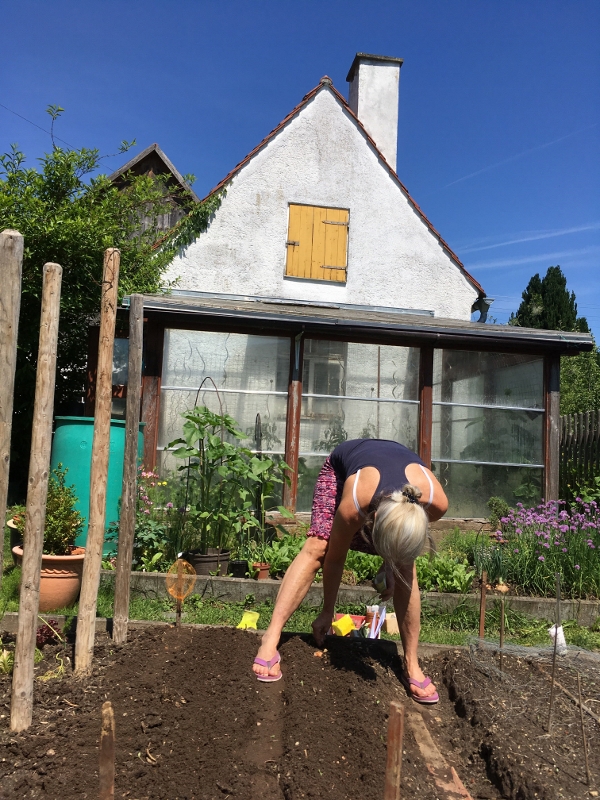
[50,416,145,555]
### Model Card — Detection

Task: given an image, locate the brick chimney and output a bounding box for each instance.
[346,53,403,172]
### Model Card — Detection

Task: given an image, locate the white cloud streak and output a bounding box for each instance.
[439,123,598,191]
[467,245,600,271]
[460,223,600,254]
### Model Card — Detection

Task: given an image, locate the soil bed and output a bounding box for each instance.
[0,627,597,799]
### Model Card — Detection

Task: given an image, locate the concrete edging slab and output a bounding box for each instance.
[96,570,600,627]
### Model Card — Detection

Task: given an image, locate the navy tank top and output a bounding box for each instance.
[329,439,425,498]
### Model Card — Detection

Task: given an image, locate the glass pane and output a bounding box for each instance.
[159,331,291,472]
[432,461,543,517]
[300,397,419,456]
[297,455,327,513]
[112,339,129,385]
[298,340,420,510]
[433,351,544,408]
[431,405,544,465]
[163,329,290,393]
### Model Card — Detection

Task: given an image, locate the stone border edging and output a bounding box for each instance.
[97,570,600,626]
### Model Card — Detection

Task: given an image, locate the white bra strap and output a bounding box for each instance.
[419,464,434,509]
[353,469,367,518]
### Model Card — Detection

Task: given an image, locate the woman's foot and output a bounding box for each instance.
[253,635,281,680]
[403,661,438,702]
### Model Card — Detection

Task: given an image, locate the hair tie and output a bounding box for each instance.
[402,490,419,504]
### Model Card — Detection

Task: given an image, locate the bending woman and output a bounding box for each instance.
[253,438,448,703]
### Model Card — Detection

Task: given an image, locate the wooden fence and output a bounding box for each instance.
[559,411,600,499]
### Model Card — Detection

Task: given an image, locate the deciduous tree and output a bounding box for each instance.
[0,110,221,493]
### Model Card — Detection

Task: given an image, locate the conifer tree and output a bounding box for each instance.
[509,265,589,332]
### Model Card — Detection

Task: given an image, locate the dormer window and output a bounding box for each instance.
[285,203,349,282]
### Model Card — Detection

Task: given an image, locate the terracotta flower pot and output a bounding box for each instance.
[12,545,86,612]
[253,562,271,580]
[7,519,22,565]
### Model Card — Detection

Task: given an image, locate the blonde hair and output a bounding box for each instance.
[370,484,433,567]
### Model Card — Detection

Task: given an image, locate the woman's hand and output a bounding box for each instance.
[381,561,396,601]
[312,609,334,647]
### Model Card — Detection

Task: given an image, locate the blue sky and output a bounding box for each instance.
[2,1,599,332]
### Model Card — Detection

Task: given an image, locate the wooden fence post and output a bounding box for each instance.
[384,700,405,800]
[99,700,116,799]
[113,294,143,645]
[75,249,120,676]
[10,262,62,733]
[0,230,24,587]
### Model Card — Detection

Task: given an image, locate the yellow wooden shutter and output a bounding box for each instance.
[285,204,348,282]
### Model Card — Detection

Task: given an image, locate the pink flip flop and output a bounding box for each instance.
[400,674,439,704]
[254,651,282,683]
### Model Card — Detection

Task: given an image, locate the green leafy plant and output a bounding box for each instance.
[487,496,510,530]
[416,554,476,594]
[343,550,383,584]
[12,464,84,555]
[168,406,292,558]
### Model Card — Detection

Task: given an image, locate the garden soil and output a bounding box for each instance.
[0,626,597,799]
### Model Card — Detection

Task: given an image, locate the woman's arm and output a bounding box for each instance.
[321,500,360,615]
[312,479,365,645]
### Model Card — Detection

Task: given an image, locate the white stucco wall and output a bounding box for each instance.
[348,59,400,171]
[164,87,479,320]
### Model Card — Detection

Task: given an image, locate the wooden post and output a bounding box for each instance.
[544,355,560,501]
[0,230,24,586]
[10,262,62,733]
[282,333,304,511]
[75,249,120,676]
[99,700,116,799]
[140,320,164,471]
[478,571,487,640]
[383,700,405,800]
[418,347,434,467]
[113,295,143,645]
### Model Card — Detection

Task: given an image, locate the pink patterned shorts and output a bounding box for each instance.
[307,458,377,555]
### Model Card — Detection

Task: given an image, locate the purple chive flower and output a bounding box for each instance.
[166,502,174,509]
[562,548,567,552]
[538,555,545,562]
[513,549,519,553]
[575,564,581,570]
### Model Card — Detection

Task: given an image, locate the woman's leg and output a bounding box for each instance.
[253,537,328,678]
[393,563,437,700]
[253,459,340,679]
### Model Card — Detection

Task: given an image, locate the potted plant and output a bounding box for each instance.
[168,407,256,576]
[12,464,85,612]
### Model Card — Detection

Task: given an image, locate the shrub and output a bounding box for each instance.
[12,464,83,555]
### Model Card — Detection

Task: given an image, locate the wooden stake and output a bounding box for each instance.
[547,574,561,733]
[99,700,116,800]
[113,294,144,645]
[577,673,591,787]
[75,249,120,676]
[499,597,505,675]
[383,700,405,800]
[0,230,24,587]
[10,263,62,733]
[478,571,487,640]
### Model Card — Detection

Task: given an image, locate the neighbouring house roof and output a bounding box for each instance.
[200,76,486,299]
[123,291,592,356]
[108,142,200,203]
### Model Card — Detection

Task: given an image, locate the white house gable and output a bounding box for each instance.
[165,71,482,321]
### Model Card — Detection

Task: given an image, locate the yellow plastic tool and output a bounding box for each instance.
[236,610,260,630]
[331,614,355,637]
